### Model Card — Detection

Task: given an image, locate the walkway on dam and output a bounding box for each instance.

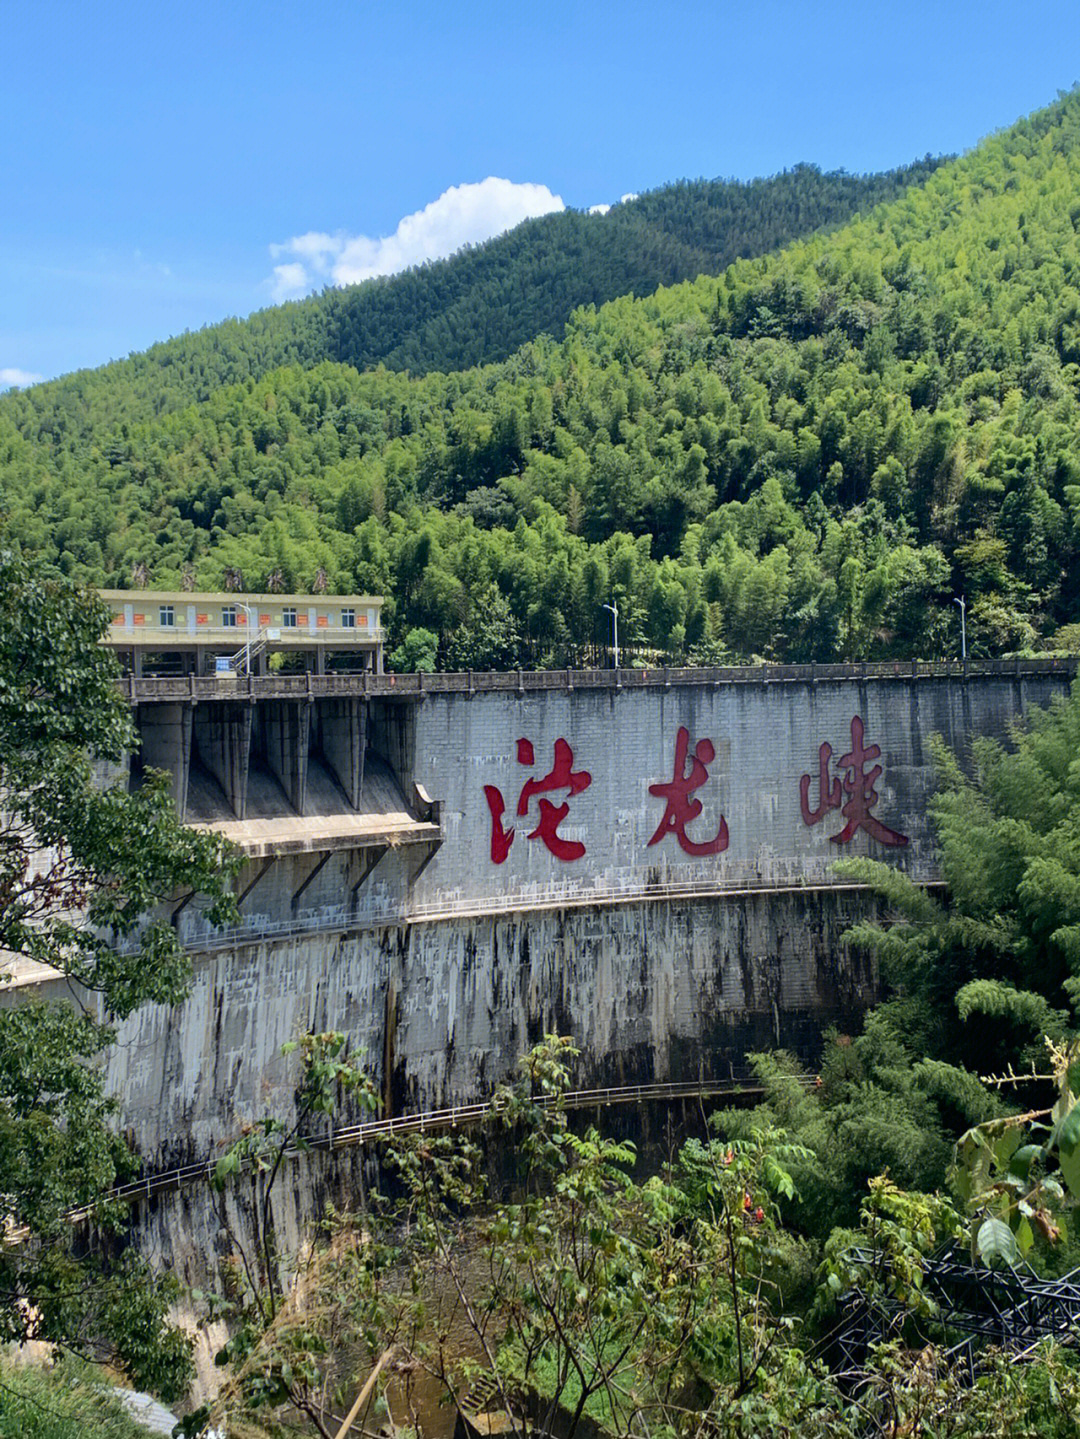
[121,654,1076,704]
[168,876,947,954]
[0,876,943,975]
[77,1077,797,1219]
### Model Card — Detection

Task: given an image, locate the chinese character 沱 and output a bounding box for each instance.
[483,737,592,864]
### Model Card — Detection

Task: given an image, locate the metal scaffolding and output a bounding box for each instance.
[833,1245,1080,1374]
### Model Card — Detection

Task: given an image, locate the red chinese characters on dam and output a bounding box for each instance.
[647,725,730,856]
[483,717,906,864]
[483,737,592,864]
[799,715,909,848]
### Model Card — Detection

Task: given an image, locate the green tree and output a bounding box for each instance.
[203,1033,379,1438]
[0,549,237,1400]
[443,583,525,670]
[388,624,439,672]
[837,681,1080,1077]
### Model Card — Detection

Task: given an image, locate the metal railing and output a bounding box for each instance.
[164,876,939,955]
[395,874,943,924]
[121,656,1077,704]
[79,1076,786,1215]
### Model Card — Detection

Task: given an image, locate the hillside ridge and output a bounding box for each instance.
[0,157,945,437]
[3,91,1080,671]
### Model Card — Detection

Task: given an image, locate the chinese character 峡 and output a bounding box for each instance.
[483,737,592,864]
[799,715,908,847]
[648,725,729,856]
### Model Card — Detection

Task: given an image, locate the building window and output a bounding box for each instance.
[282,607,298,628]
[341,608,355,628]
[222,605,238,627]
[159,605,175,627]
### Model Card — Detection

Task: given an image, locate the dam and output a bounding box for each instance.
[10,656,1076,1177]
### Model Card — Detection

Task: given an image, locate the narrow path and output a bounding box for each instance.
[96,1077,788,1213]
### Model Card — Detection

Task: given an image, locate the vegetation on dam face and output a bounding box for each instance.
[0,1354,171,1439]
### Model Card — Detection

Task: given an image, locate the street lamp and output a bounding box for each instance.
[238,601,255,676]
[954,595,966,662]
[602,601,620,671]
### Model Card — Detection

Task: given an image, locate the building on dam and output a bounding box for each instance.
[99,588,385,677]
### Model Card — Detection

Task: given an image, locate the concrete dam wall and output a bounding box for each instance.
[11,658,1075,1380]
[100,886,875,1169]
[15,660,1073,1171]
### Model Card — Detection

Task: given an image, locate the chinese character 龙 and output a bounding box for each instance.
[648,725,729,856]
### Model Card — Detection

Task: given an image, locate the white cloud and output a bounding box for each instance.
[270,177,565,300]
[270,262,311,301]
[0,367,44,390]
[587,194,639,217]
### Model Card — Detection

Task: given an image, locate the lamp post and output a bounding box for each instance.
[602,601,620,671]
[954,595,966,662]
[238,602,254,676]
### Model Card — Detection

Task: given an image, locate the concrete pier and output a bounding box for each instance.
[257,700,309,814]
[134,702,192,817]
[316,696,367,809]
[192,701,253,820]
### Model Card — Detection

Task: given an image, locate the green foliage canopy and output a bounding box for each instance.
[839,680,1080,1075]
[5,95,1080,663]
[0,550,237,1400]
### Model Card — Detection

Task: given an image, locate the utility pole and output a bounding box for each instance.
[602,601,620,670]
[954,594,966,661]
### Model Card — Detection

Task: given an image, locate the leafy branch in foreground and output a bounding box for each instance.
[0,549,238,1400]
[194,1033,381,1438]
[0,547,238,1013]
[835,683,1080,1077]
[947,1034,1080,1266]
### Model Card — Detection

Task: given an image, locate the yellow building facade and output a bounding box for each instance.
[99,590,384,675]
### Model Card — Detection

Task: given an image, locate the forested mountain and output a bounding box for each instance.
[0,160,945,440]
[319,161,947,375]
[3,92,1080,667]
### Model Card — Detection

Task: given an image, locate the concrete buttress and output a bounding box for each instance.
[316,697,366,809]
[192,701,252,819]
[135,703,192,818]
[258,700,310,813]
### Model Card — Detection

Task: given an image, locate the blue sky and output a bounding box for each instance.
[4,0,1079,387]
